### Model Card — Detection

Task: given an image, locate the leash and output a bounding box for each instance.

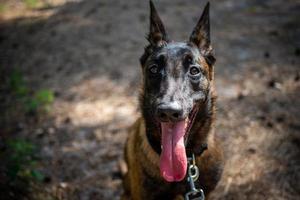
[184,144,207,200]
[185,154,205,200]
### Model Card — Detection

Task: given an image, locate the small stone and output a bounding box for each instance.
[59,182,68,188]
[35,128,44,136]
[15,123,25,132]
[47,127,55,134]
[267,79,282,89]
[267,79,276,88]
[266,121,273,128]
[64,117,72,124]
[247,148,256,154]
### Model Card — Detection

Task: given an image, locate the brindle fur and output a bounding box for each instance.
[122,1,224,200]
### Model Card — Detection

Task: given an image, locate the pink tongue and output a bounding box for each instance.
[160,121,187,182]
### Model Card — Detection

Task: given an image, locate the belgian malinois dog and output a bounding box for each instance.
[122,1,224,199]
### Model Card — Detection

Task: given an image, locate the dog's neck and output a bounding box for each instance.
[142,89,216,156]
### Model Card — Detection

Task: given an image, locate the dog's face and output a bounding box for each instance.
[140,1,215,182]
[143,42,211,121]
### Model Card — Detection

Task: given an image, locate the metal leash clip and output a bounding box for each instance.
[185,154,205,200]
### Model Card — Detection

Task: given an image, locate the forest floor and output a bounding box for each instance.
[0,0,299,199]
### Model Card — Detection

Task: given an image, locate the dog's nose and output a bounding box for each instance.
[156,102,184,122]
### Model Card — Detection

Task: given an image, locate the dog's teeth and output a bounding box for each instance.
[161,145,163,150]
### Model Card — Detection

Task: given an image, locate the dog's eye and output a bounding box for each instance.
[189,66,200,76]
[149,64,159,74]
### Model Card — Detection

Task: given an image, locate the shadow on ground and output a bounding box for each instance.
[0,0,299,199]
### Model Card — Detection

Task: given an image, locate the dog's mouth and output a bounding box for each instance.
[159,106,198,182]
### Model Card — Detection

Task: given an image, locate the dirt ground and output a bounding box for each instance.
[1,0,300,199]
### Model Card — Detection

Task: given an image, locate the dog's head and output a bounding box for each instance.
[140,1,215,182]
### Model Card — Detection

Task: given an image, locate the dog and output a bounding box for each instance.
[122,1,224,199]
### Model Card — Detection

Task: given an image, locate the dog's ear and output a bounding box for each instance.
[147,0,168,47]
[190,2,211,51]
[189,2,215,66]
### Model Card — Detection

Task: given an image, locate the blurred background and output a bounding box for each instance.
[0,0,299,199]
